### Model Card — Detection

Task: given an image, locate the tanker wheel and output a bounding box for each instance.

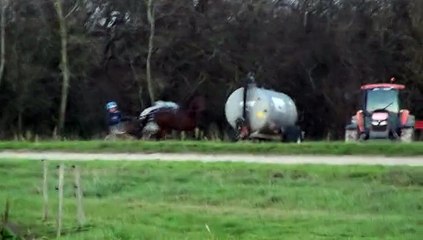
[282,126,302,143]
[224,125,240,142]
[400,128,414,143]
[345,129,358,142]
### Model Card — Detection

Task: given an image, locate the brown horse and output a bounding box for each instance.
[148,95,206,140]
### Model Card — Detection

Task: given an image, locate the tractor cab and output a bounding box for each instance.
[345,79,415,142]
[362,84,402,115]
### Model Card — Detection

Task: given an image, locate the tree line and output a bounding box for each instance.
[0,0,422,140]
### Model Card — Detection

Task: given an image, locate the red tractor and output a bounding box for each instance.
[345,79,418,142]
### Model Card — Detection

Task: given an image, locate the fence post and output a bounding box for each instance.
[72,165,85,228]
[42,159,49,222]
[2,198,9,224]
[56,164,65,238]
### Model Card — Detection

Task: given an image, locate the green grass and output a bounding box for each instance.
[1,140,423,156]
[0,159,422,239]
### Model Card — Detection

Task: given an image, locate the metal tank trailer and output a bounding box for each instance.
[224,74,303,142]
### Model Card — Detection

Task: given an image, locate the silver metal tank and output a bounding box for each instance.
[225,85,298,135]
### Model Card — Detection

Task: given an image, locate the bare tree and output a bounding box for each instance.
[146,0,156,103]
[53,0,70,138]
[0,0,8,86]
[0,0,422,140]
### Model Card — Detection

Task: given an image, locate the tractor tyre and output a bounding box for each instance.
[400,128,414,143]
[358,133,367,141]
[104,134,115,141]
[345,129,358,142]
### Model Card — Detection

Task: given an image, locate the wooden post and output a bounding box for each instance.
[2,198,9,224]
[56,164,65,238]
[72,165,85,227]
[42,160,49,221]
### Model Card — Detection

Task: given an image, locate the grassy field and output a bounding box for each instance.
[0,159,422,239]
[1,140,423,156]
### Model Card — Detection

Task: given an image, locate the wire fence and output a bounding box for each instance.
[1,160,89,238]
[0,158,215,238]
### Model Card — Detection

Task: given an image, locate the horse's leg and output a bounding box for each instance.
[161,130,166,140]
[164,129,171,140]
[171,130,178,139]
[194,127,200,140]
[163,128,172,140]
[155,129,165,141]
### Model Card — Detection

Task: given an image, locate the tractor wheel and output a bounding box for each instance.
[104,134,116,141]
[400,128,414,143]
[345,129,358,142]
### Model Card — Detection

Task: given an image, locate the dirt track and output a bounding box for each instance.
[0,151,422,166]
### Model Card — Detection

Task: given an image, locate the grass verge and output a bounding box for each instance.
[0,140,423,156]
[0,159,422,239]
